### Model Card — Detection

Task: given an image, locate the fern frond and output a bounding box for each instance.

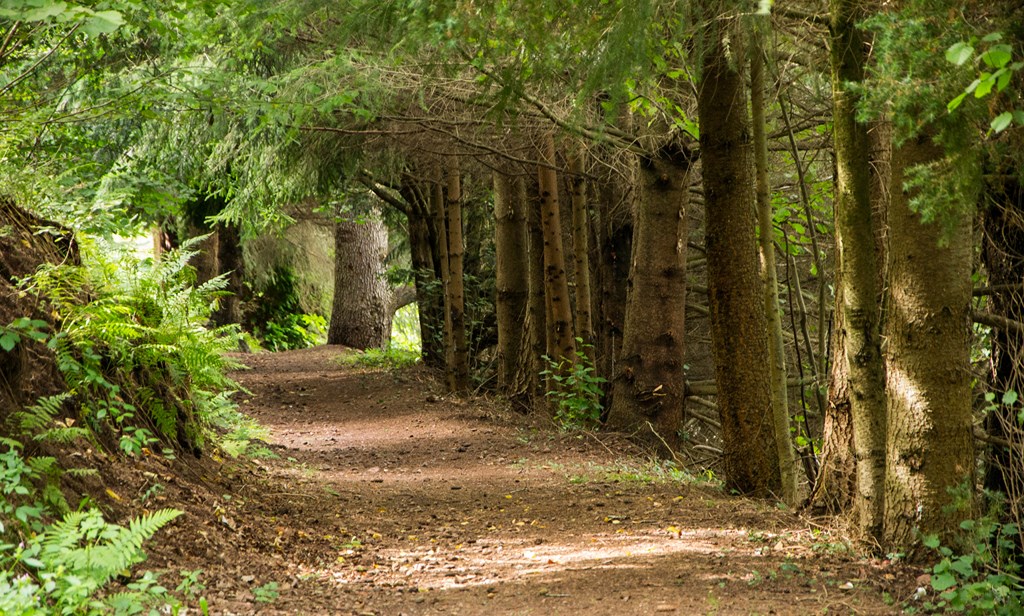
[33,426,90,444]
[15,393,72,433]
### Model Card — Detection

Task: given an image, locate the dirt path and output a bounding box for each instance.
[144,346,912,614]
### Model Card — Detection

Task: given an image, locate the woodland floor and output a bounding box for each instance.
[121,345,924,615]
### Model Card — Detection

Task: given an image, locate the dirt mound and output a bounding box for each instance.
[0,197,78,420]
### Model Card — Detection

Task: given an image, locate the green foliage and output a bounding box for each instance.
[0,507,183,616]
[19,237,243,455]
[945,32,1024,134]
[391,304,422,354]
[920,512,1024,614]
[541,343,606,430]
[246,266,326,351]
[0,317,49,352]
[253,581,280,603]
[340,346,420,370]
[859,5,983,238]
[0,440,66,536]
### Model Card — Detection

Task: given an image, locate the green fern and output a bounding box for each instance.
[15,393,73,433]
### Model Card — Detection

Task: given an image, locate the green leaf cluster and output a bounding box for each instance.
[920,514,1024,614]
[541,342,606,430]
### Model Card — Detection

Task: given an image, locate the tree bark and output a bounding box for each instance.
[606,144,692,452]
[494,172,531,397]
[431,172,457,387]
[752,19,798,507]
[526,174,548,399]
[592,162,634,413]
[811,294,857,513]
[697,15,780,497]
[327,210,392,349]
[211,221,244,327]
[446,164,470,392]
[829,0,887,541]
[538,133,576,367]
[883,134,975,549]
[406,199,444,367]
[569,153,594,348]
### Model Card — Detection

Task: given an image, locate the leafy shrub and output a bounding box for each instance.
[245,266,326,351]
[17,236,243,456]
[1,435,183,615]
[920,510,1024,614]
[541,343,606,430]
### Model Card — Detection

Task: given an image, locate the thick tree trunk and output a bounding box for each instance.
[446,165,470,392]
[494,172,531,396]
[569,153,595,347]
[327,210,391,349]
[829,0,888,541]
[606,146,691,452]
[752,22,798,507]
[813,120,891,513]
[538,133,576,367]
[883,135,975,549]
[697,18,780,497]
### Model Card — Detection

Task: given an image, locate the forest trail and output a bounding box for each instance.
[146,346,909,615]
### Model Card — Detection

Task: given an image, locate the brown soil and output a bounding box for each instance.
[134,345,918,615]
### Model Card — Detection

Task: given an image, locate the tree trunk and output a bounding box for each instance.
[327,210,392,349]
[829,0,887,541]
[606,145,691,452]
[752,20,798,507]
[494,172,531,396]
[592,163,634,413]
[883,135,975,549]
[538,133,576,366]
[446,164,470,392]
[527,175,548,399]
[569,153,594,347]
[811,294,857,513]
[407,202,444,367]
[697,16,780,497]
[431,173,456,387]
[211,221,244,327]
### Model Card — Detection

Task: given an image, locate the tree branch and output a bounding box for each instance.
[973,310,1024,336]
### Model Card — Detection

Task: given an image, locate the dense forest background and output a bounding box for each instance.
[2,0,1024,612]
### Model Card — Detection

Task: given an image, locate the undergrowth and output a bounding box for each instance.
[17,236,245,457]
[541,342,606,430]
[0,236,259,613]
[339,345,420,369]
